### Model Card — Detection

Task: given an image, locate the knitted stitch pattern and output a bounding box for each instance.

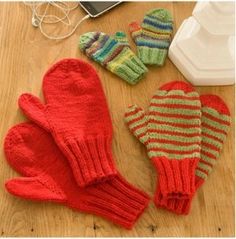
[4,123,150,229]
[129,8,173,65]
[155,94,231,214]
[79,31,148,85]
[124,81,201,199]
[18,58,117,188]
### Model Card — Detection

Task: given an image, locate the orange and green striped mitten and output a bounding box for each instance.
[124,81,201,200]
[154,94,231,214]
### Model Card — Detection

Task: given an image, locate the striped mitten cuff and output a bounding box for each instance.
[154,94,231,214]
[129,8,173,65]
[147,81,201,199]
[79,31,148,85]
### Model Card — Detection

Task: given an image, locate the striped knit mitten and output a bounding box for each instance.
[155,94,231,214]
[4,123,150,229]
[129,8,173,65]
[124,81,201,199]
[79,31,148,85]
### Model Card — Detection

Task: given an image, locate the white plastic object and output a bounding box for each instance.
[168,2,235,86]
[193,2,235,35]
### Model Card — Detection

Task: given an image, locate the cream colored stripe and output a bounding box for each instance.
[148,151,200,160]
[149,106,201,116]
[195,170,208,180]
[155,90,199,97]
[151,98,201,107]
[148,123,201,134]
[148,114,201,125]
[202,107,230,122]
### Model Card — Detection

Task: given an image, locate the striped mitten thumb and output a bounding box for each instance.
[124,105,148,145]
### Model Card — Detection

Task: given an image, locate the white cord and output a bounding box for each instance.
[24,1,90,40]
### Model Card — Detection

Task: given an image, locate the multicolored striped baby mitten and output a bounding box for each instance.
[129,8,173,65]
[155,94,231,214]
[124,81,201,200]
[79,31,148,85]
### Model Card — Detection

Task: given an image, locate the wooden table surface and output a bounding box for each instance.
[0,2,234,237]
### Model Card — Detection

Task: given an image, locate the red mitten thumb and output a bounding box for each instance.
[18,94,50,131]
[5,177,66,202]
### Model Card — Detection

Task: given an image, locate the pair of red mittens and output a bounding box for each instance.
[4,59,150,229]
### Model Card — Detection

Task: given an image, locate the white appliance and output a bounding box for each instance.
[168,2,235,86]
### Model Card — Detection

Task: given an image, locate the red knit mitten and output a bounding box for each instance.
[4,123,150,229]
[125,81,201,199]
[155,94,231,214]
[18,58,117,187]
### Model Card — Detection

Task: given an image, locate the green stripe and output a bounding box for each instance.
[202,115,229,133]
[92,38,114,58]
[202,135,222,150]
[150,133,201,144]
[138,38,170,48]
[134,126,147,136]
[151,97,201,107]
[147,142,200,151]
[145,15,173,26]
[195,170,208,180]
[149,106,201,116]
[148,151,200,160]
[142,23,172,34]
[202,107,230,122]
[99,44,120,63]
[125,112,146,123]
[202,127,226,142]
[201,145,219,158]
[139,135,149,144]
[197,162,213,174]
[148,114,201,125]
[201,153,217,166]
[156,90,199,98]
[129,118,147,130]
[148,123,201,134]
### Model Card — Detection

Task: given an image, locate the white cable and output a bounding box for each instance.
[24,1,90,40]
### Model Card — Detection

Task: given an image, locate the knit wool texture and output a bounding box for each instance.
[79,31,148,85]
[154,94,231,214]
[18,58,118,188]
[129,8,173,65]
[124,81,201,199]
[4,123,150,230]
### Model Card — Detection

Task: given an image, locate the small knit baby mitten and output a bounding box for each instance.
[79,31,148,85]
[124,81,201,199]
[129,8,173,65]
[155,94,231,214]
[18,58,117,187]
[4,123,150,229]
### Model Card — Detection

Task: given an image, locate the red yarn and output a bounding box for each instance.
[18,58,117,187]
[200,94,230,115]
[4,123,150,229]
[159,80,195,93]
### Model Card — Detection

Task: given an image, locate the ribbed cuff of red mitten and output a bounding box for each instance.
[154,175,204,215]
[152,157,199,199]
[73,175,150,229]
[61,136,117,187]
